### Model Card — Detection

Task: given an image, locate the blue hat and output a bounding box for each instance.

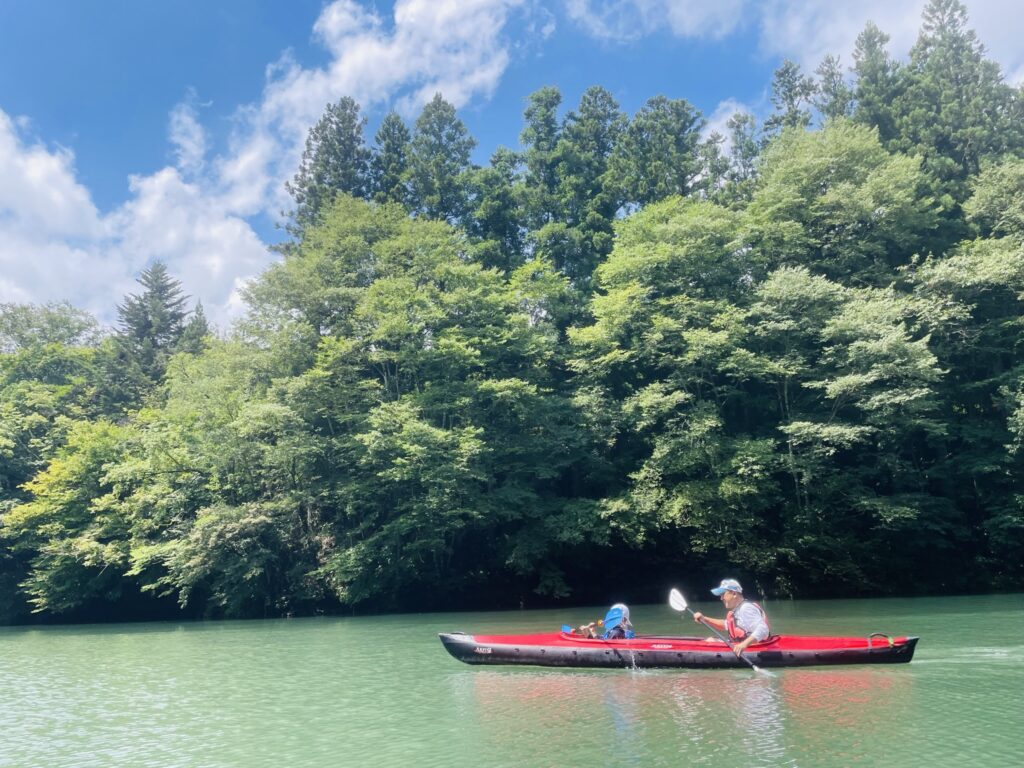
[711,578,743,596]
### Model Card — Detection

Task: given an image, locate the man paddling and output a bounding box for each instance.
[692,579,770,657]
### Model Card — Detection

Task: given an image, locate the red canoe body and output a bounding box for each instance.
[438,631,918,669]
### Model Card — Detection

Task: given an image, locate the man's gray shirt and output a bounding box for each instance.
[733,601,769,641]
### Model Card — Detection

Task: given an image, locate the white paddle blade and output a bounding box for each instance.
[669,588,688,612]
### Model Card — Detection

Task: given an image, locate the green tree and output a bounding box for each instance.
[892,0,1024,202]
[852,22,902,143]
[245,196,589,605]
[114,262,190,388]
[747,268,951,591]
[746,120,939,285]
[2,420,136,615]
[716,112,762,204]
[370,111,412,206]
[570,198,776,572]
[764,60,816,134]
[0,302,100,353]
[408,94,477,223]
[465,147,525,273]
[286,96,371,231]
[814,55,854,121]
[176,302,211,355]
[0,305,110,621]
[910,162,1024,583]
[520,86,564,228]
[611,95,706,205]
[545,86,627,287]
[964,157,1024,240]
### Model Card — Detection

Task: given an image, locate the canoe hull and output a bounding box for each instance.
[438,631,918,669]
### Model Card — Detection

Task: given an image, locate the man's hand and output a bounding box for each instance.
[733,636,754,657]
[692,611,704,624]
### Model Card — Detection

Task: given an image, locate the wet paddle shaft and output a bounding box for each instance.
[668,588,770,675]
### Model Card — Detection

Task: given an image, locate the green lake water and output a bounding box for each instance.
[1,593,1021,767]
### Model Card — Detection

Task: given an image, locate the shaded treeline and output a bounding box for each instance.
[2,0,1022,622]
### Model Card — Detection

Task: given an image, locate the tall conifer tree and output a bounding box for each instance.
[370,111,412,206]
[408,94,476,223]
[611,95,705,205]
[115,261,189,384]
[764,60,816,134]
[286,96,371,230]
[852,22,901,143]
[520,86,563,228]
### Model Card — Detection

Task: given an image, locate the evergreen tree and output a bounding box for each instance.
[717,112,762,204]
[611,95,705,205]
[764,60,816,134]
[370,111,412,206]
[286,97,371,231]
[177,302,211,355]
[697,131,731,200]
[408,94,476,223]
[465,147,525,273]
[892,0,1024,200]
[115,262,189,385]
[852,22,901,143]
[520,86,564,228]
[550,86,626,285]
[815,55,854,122]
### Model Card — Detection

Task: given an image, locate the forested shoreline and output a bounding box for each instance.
[2,0,1022,623]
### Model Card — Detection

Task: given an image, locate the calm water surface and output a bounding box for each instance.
[1,594,1021,767]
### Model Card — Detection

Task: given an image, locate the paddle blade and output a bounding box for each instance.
[669,588,688,612]
[561,624,573,634]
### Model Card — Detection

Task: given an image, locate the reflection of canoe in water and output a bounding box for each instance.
[438,632,919,669]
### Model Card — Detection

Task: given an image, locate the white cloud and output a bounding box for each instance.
[566,0,1024,84]
[220,0,528,222]
[0,112,120,322]
[564,0,746,41]
[755,1,1024,83]
[532,7,557,40]
[109,169,269,320]
[755,0,925,70]
[169,92,208,176]
[1,0,529,329]
[0,112,102,240]
[0,230,129,329]
[0,110,268,329]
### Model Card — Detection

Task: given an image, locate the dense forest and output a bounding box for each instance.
[2,0,1022,623]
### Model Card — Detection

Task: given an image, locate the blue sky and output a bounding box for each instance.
[1,0,1020,328]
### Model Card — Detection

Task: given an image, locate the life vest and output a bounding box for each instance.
[603,622,635,640]
[601,603,636,640]
[725,600,770,642]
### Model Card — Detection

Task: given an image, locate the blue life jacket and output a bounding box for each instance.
[601,604,635,639]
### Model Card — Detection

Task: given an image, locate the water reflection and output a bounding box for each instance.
[459,665,913,767]
[663,672,789,765]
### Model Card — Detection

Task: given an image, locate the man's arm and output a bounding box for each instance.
[734,603,769,654]
[692,611,726,632]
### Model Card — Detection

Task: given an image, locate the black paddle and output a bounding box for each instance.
[669,587,772,676]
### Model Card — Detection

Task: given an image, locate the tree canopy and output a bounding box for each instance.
[2,0,1022,623]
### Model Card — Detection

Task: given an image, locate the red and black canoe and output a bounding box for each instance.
[438,631,919,669]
